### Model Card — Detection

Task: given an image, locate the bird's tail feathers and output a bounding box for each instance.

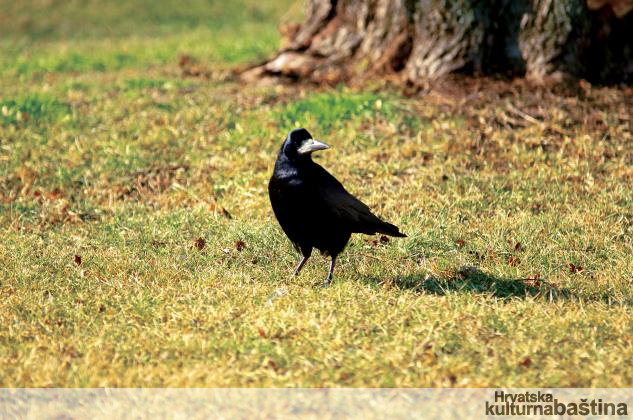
[376,221,407,238]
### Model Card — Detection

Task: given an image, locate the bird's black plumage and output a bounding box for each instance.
[268,128,406,284]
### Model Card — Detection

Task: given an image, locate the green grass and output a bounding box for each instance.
[0,94,71,126]
[1,0,633,387]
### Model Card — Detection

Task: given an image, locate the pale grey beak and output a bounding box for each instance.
[297,139,330,155]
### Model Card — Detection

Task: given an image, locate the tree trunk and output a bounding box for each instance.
[245,0,633,85]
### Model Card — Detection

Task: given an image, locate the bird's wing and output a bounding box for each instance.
[310,164,404,236]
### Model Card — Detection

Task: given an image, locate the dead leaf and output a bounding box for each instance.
[221,208,233,219]
[569,263,584,274]
[151,239,166,248]
[235,240,246,251]
[525,274,541,288]
[74,255,82,266]
[49,188,63,200]
[456,239,466,248]
[17,111,29,122]
[519,356,532,367]
[178,54,194,67]
[514,242,523,252]
[194,238,206,250]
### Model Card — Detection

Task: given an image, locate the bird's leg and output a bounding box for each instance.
[324,256,336,286]
[293,256,310,276]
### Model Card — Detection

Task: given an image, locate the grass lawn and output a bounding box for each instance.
[1,0,632,387]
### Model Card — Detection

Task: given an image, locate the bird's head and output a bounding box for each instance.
[281,128,329,160]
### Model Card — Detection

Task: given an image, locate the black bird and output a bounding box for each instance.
[268,128,406,285]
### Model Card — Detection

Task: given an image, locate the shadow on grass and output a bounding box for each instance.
[361,266,629,305]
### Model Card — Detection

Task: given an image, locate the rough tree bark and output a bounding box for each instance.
[245,0,633,85]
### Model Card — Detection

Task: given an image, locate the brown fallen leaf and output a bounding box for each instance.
[178,54,194,67]
[49,189,63,200]
[456,239,466,248]
[514,242,523,252]
[525,274,541,288]
[507,256,519,266]
[235,240,246,251]
[569,263,584,274]
[221,207,233,219]
[267,360,279,371]
[151,239,166,248]
[74,255,82,266]
[17,111,29,122]
[194,238,206,250]
[519,356,532,367]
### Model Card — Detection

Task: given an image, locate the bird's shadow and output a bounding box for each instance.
[360,266,628,306]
